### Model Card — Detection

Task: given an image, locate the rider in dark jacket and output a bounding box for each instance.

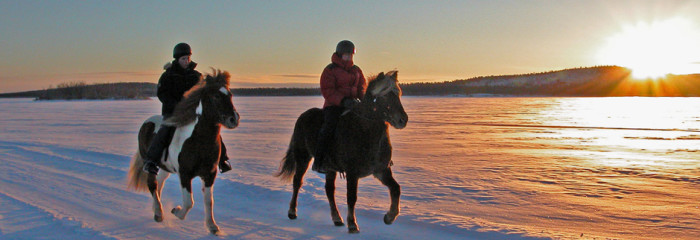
[313,40,367,173]
[142,43,232,174]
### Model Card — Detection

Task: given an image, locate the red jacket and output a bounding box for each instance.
[320,53,367,108]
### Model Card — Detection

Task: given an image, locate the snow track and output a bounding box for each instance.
[0,140,501,239]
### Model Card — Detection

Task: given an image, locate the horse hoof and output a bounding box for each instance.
[209,227,221,235]
[154,215,163,222]
[288,213,297,219]
[383,214,396,225]
[348,227,360,234]
[334,221,345,226]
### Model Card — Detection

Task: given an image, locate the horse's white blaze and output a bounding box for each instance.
[195,101,203,115]
[163,117,198,173]
[219,87,229,96]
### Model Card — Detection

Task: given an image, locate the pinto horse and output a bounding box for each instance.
[276,71,408,233]
[127,70,239,235]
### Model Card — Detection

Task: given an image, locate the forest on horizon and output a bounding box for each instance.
[2,66,700,100]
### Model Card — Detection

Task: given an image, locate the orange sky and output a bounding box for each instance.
[2,1,700,93]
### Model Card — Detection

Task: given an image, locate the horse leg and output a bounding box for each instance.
[346,174,360,233]
[172,176,194,220]
[150,171,170,222]
[288,150,311,220]
[375,168,401,225]
[325,172,344,226]
[202,176,220,235]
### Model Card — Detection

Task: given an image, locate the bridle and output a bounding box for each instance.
[343,76,401,122]
[343,93,397,123]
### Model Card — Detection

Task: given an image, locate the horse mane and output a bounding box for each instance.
[366,70,400,98]
[163,69,231,127]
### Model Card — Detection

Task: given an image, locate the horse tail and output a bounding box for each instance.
[126,150,149,192]
[276,108,319,182]
[127,116,160,192]
[275,146,297,182]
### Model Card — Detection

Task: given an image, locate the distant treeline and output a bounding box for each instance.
[0,83,320,100]
[2,66,700,99]
[0,82,156,100]
[400,66,700,97]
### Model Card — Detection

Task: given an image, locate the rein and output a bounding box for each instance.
[343,97,385,122]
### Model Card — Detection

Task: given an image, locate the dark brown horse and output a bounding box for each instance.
[127,70,239,235]
[276,71,408,233]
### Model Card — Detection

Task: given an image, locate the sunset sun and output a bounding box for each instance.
[597,18,700,79]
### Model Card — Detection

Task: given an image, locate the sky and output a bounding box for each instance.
[2,0,700,93]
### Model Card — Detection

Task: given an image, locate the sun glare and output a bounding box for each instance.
[597,18,700,79]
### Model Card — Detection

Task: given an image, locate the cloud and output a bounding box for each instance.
[269,74,319,79]
[62,71,161,78]
[231,82,317,88]
[3,71,160,80]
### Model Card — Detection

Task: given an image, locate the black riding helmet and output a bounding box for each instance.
[335,40,355,55]
[173,42,192,59]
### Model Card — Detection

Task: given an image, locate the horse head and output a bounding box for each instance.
[363,71,408,129]
[165,69,240,129]
[200,69,240,129]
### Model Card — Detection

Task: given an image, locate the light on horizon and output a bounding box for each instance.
[597,18,700,79]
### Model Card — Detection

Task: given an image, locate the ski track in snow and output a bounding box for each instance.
[0,140,532,240]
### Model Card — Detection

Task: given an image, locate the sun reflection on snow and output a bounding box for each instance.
[537,98,700,168]
[539,98,691,130]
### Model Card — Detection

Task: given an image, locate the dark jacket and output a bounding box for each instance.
[157,60,201,116]
[320,53,367,108]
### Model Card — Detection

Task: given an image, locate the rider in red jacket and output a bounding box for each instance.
[313,40,367,173]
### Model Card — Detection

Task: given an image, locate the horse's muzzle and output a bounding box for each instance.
[390,113,408,129]
[223,111,239,129]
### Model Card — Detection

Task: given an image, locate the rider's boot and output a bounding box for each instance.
[313,106,342,174]
[313,128,331,174]
[143,125,175,174]
[218,139,232,173]
[219,157,232,173]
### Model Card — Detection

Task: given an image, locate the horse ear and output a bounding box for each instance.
[377,72,385,80]
[390,71,398,79]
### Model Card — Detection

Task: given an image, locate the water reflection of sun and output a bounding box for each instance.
[597,18,700,79]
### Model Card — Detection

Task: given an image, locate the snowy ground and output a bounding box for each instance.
[0,97,698,239]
